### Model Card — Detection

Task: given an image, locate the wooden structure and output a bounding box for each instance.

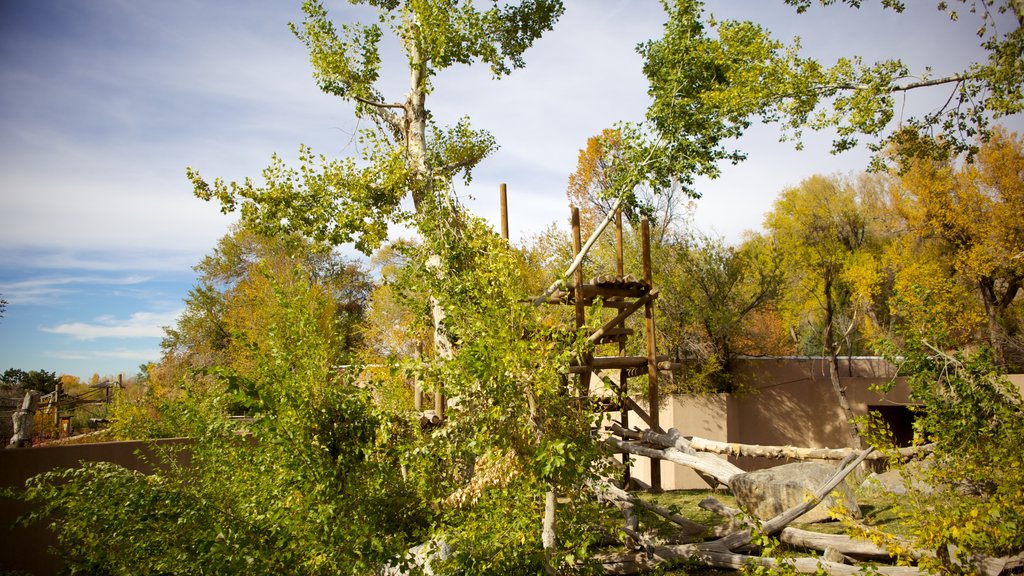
[413,185,674,489]
[535,202,671,490]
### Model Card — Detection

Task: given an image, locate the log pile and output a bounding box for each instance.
[596,426,1023,576]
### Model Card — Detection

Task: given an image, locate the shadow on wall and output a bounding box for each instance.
[657,357,914,486]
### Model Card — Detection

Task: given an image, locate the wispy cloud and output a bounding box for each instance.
[43,310,180,340]
[0,274,153,305]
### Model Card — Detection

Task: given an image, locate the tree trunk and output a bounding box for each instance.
[823,275,863,449]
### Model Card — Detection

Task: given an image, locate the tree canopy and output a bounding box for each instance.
[625,0,1024,197]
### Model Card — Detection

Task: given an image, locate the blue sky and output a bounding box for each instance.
[0,1,1019,379]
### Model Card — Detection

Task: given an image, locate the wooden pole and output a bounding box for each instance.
[615,208,624,277]
[499,183,509,241]
[641,218,661,490]
[571,207,591,396]
[615,208,631,487]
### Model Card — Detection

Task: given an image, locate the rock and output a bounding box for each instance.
[728,461,861,523]
[861,460,934,496]
[824,546,851,564]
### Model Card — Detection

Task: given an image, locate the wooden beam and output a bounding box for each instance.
[588,289,659,343]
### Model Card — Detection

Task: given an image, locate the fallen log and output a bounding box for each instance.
[591,478,708,540]
[597,543,925,575]
[605,437,744,486]
[779,528,896,562]
[686,436,936,462]
[612,424,934,462]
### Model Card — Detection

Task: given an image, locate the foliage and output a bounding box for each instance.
[628,0,1023,194]
[19,263,430,575]
[566,128,686,241]
[1,368,60,394]
[764,174,880,358]
[110,227,372,440]
[392,206,614,573]
[190,0,563,253]
[889,127,1024,367]
[656,231,784,391]
[857,337,1024,574]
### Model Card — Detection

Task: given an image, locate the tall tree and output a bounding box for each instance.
[656,232,784,391]
[892,127,1024,366]
[765,174,876,447]
[189,0,563,251]
[566,129,683,242]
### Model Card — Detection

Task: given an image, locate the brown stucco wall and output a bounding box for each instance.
[630,357,918,489]
[0,438,191,576]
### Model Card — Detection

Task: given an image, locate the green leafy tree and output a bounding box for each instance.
[189,0,563,253]
[628,0,1023,195]
[1,368,60,394]
[22,265,429,575]
[656,231,784,391]
[858,334,1024,575]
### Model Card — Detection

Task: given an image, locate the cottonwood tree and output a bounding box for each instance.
[189,0,563,251]
[629,0,1023,188]
[889,127,1024,367]
[764,174,879,447]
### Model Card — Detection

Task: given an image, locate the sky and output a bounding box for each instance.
[0,0,1020,379]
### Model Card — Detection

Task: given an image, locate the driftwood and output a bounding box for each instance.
[597,446,897,575]
[7,390,40,448]
[606,424,745,486]
[686,435,936,462]
[699,497,895,561]
[591,478,708,540]
[598,543,925,576]
[613,423,934,462]
[606,436,743,486]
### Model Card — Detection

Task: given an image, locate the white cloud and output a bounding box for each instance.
[0,274,153,305]
[42,310,181,340]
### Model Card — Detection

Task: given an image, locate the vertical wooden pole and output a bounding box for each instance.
[615,208,631,487]
[54,380,61,428]
[499,183,509,241]
[571,207,590,396]
[571,207,585,330]
[414,342,424,412]
[434,386,444,416]
[641,218,661,490]
[615,208,624,277]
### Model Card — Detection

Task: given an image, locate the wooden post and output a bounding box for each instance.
[433,390,443,416]
[641,218,661,490]
[53,379,61,427]
[499,183,509,241]
[571,207,591,396]
[413,341,424,411]
[615,208,624,277]
[615,208,631,487]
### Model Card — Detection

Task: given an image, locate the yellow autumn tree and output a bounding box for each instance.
[893,127,1024,366]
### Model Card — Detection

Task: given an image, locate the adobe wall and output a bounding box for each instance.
[629,357,915,490]
[0,438,190,576]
